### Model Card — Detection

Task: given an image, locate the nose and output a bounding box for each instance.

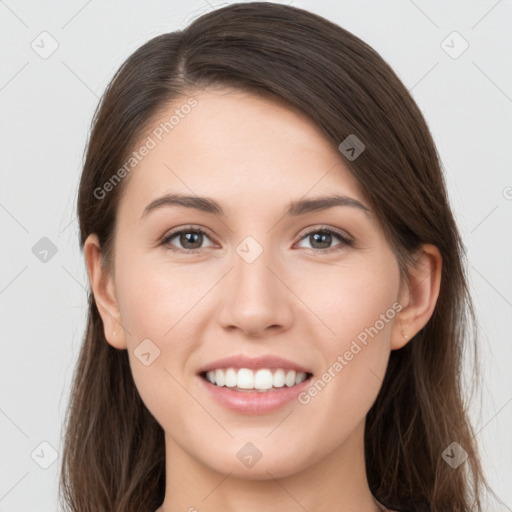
[216,242,294,337]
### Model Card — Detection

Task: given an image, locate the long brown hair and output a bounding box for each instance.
[60,3,494,511]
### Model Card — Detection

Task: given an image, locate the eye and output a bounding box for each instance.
[295,226,353,253]
[161,226,215,253]
[161,225,353,254]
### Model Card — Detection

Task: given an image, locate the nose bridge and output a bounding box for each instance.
[232,233,281,302]
[237,236,274,284]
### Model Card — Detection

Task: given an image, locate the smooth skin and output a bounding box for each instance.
[84,87,442,512]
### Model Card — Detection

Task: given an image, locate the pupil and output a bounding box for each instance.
[312,232,331,249]
[181,232,202,249]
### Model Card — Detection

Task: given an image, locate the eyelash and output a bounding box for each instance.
[161,225,354,255]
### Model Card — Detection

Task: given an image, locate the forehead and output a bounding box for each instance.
[117,87,370,220]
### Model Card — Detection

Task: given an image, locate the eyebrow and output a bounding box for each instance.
[141,193,371,219]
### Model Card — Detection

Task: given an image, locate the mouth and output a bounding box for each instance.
[198,368,314,393]
[196,354,315,413]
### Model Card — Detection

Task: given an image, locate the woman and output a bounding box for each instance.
[60,3,493,511]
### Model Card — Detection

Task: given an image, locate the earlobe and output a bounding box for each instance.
[392,243,442,350]
[83,233,127,350]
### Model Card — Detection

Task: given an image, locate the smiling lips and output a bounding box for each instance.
[196,353,313,413]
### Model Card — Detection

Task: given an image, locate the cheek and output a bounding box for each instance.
[295,256,398,420]
[113,251,204,419]
[114,249,190,336]
[296,254,400,344]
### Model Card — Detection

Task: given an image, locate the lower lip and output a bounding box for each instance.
[197,374,312,414]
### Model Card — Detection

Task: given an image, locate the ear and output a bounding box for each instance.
[392,243,442,350]
[83,233,127,350]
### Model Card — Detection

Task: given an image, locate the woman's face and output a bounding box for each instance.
[89,87,409,480]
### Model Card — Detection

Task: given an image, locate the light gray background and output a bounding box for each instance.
[1,1,511,510]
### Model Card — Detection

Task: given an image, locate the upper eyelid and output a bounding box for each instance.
[300,225,352,239]
[163,225,216,242]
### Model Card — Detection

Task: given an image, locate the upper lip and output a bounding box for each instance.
[197,354,313,374]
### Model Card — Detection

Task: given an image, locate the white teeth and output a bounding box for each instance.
[214,369,225,387]
[237,368,254,389]
[273,369,285,387]
[254,369,273,390]
[224,368,237,387]
[204,367,309,391]
[285,370,296,387]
